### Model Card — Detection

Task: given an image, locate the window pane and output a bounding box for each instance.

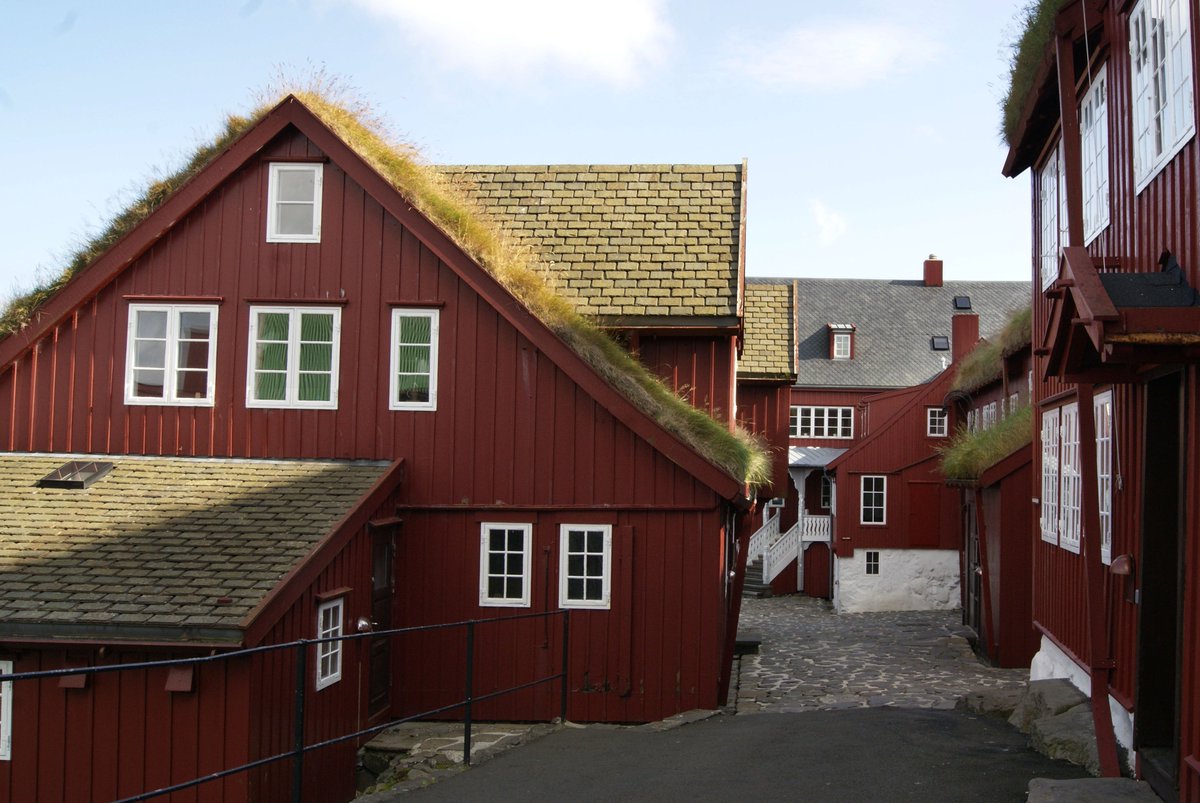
[135,340,166,369]
[298,373,331,402]
[507,530,522,551]
[586,530,602,551]
[178,340,209,370]
[277,168,316,202]
[257,313,290,341]
[255,372,287,401]
[505,578,522,598]
[299,343,332,372]
[398,316,431,344]
[394,345,430,373]
[489,577,504,598]
[567,578,584,599]
[256,343,288,371]
[568,555,584,576]
[176,369,208,399]
[586,555,603,576]
[569,530,584,552]
[136,310,168,339]
[394,375,429,403]
[585,579,602,600]
[489,530,504,551]
[506,554,523,574]
[300,313,334,342]
[134,369,165,397]
[489,554,505,574]
[178,311,211,340]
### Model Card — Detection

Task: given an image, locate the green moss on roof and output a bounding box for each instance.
[0,88,768,488]
[951,306,1032,394]
[1002,0,1071,145]
[939,404,1033,482]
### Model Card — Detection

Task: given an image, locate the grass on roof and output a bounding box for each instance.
[1002,0,1071,145]
[0,79,769,488]
[939,404,1033,482]
[952,306,1031,394]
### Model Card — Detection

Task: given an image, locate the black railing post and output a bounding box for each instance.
[293,641,308,803]
[463,621,475,767]
[560,610,569,723]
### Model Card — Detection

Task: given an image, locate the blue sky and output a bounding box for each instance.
[1,0,1034,306]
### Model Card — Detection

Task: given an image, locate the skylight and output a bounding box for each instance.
[37,460,114,489]
[953,296,972,310]
[930,336,950,351]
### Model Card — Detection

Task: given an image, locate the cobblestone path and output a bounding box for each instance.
[735,595,1027,713]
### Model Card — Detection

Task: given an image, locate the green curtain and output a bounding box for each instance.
[254,312,290,401]
[298,312,333,402]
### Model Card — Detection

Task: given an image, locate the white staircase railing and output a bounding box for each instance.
[747,514,780,561]
[800,515,831,542]
[762,522,800,583]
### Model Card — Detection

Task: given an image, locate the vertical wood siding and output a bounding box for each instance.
[0,649,251,803]
[636,334,737,428]
[735,382,790,496]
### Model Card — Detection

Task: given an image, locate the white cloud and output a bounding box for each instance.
[726,21,939,91]
[343,0,673,87]
[809,199,848,246]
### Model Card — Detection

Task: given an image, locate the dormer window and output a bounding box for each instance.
[266,163,323,243]
[828,324,855,360]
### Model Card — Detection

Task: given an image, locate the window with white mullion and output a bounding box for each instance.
[1130,0,1195,191]
[315,597,343,690]
[480,523,532,607]
[789,406,799,438]
[247,306,340,409]
[0,659,11,761]
[833,332,851,359]
[860,475,886,525]
[389,309,439,410]
[1038,142,1063,291]
[559,525,612,609]
[1040,408,1060,544]
[126,304,218,406]
[1095,391,1114,565]
[266,163,323,243]
[1059,403,1082,554]
[1081,65,1111,244]
[794,406,853,439]
[927,408,947,437]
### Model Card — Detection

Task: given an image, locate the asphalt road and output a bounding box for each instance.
[409,708,1089,802]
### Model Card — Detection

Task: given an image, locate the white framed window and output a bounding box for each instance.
[247,306,340,408]
[480,523,532,607]
[1009,392,1021,414]
[1040,408,1061,544]
[0,659,11,761]
[1081,65,1111,243]
[1059,403,1082,554]
[966,410,976,432]
[315,597,343,691]
[125,305,218,405]
[860,475,886,525]
[927,408,948,437]
[832,332,852,359]
[559,525,612,609]
[792,406,853,439]
[982,401,998,430]
[1094,391,1114,565]
[1038,141,1068,291]
[389,309,439,410]
[865,551,880,575]
[820,475,832,510]
[266,163,323,243]
[1130,0,1195,191]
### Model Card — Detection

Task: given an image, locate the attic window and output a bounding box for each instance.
[37,461,113,489]
[953,296,972,310]
[266,163,323,243]
[930,336,950,351]
[827,324,855,360]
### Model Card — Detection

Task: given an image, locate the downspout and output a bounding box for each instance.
[1056,11,1119,776]
[718,502,753,705]
[1077,381,1120,776]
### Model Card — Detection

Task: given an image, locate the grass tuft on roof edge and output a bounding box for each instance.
[1002,0,1072,145]
[951,306,1032,394]
[0,83,768,488]
[939,404,1033,482]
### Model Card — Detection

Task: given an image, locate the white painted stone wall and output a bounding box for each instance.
[1030,635,1136,771]
[833,549,960,613]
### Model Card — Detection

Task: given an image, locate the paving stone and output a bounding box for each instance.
[1009,678,1089,734]
[735,595,1026,714]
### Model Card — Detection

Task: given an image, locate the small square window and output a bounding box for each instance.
[930,336,950,351]
[559,525,612,609]
[126,304,218,406]
[833,332,852,360]
[926,408,948,438]
[315,597,344,690]
[480,524,532,607]
[952,296,972,310]
[865,551,880,575]
[267,163,323,243]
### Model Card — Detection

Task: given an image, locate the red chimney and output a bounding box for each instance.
[952,313,979,364]
[923,255,943,287]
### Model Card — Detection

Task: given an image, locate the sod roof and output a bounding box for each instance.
[0,91,767,488]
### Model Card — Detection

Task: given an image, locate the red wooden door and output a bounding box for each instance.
[802,543,831,599]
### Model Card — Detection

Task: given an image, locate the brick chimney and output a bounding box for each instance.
[952,313,979,364]
[923,255,943,287]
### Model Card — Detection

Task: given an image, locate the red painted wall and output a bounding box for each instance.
[736,381,791,497]
[638,334,737,429]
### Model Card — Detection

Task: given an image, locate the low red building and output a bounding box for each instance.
[0,94,759,801]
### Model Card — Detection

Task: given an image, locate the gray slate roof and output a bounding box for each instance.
[0,454,388,643]
[788,446,848,469]
[772,277,1030,389]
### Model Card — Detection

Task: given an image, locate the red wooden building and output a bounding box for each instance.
[0,95,758,801]
[742,264,1027,603]
[1003,0,1200,794]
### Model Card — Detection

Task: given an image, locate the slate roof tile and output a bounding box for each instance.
[0,455,387,636]
[740,280,796,380]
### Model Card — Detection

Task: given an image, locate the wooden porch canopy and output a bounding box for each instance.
[1038,247,1200,383]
